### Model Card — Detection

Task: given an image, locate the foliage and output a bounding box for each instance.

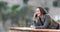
[19,4,34,20]
[0,1,8,10]
[10,4,20,17]
[0,1,8,14]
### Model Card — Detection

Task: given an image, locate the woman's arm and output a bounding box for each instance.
[35,15,51,29]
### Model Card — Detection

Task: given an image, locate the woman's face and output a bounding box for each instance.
[35,8,41,16]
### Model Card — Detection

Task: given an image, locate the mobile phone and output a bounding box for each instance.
[35,14,37,18]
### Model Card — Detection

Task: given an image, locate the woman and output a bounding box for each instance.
[31,7,59,29]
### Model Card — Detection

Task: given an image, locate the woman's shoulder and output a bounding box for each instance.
[44,14,50,18]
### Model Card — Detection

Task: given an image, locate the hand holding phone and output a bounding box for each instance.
[33,13,37,21]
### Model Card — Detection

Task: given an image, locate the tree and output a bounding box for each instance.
[0,1,8,14]
[18,0,34,27]
[0,1,9,32]
[10,4,20,27]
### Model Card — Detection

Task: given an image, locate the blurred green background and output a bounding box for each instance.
[0,0,34,32]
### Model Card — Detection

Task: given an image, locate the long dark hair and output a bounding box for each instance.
[37,7,47,15]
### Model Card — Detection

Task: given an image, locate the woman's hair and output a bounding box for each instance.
[45,7,49,13]
[37,7,47,15]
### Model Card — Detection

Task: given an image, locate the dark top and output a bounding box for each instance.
[32,14,58,29]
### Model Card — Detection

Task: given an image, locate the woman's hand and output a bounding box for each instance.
[30,25,35,29]
[33,13,37,21]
